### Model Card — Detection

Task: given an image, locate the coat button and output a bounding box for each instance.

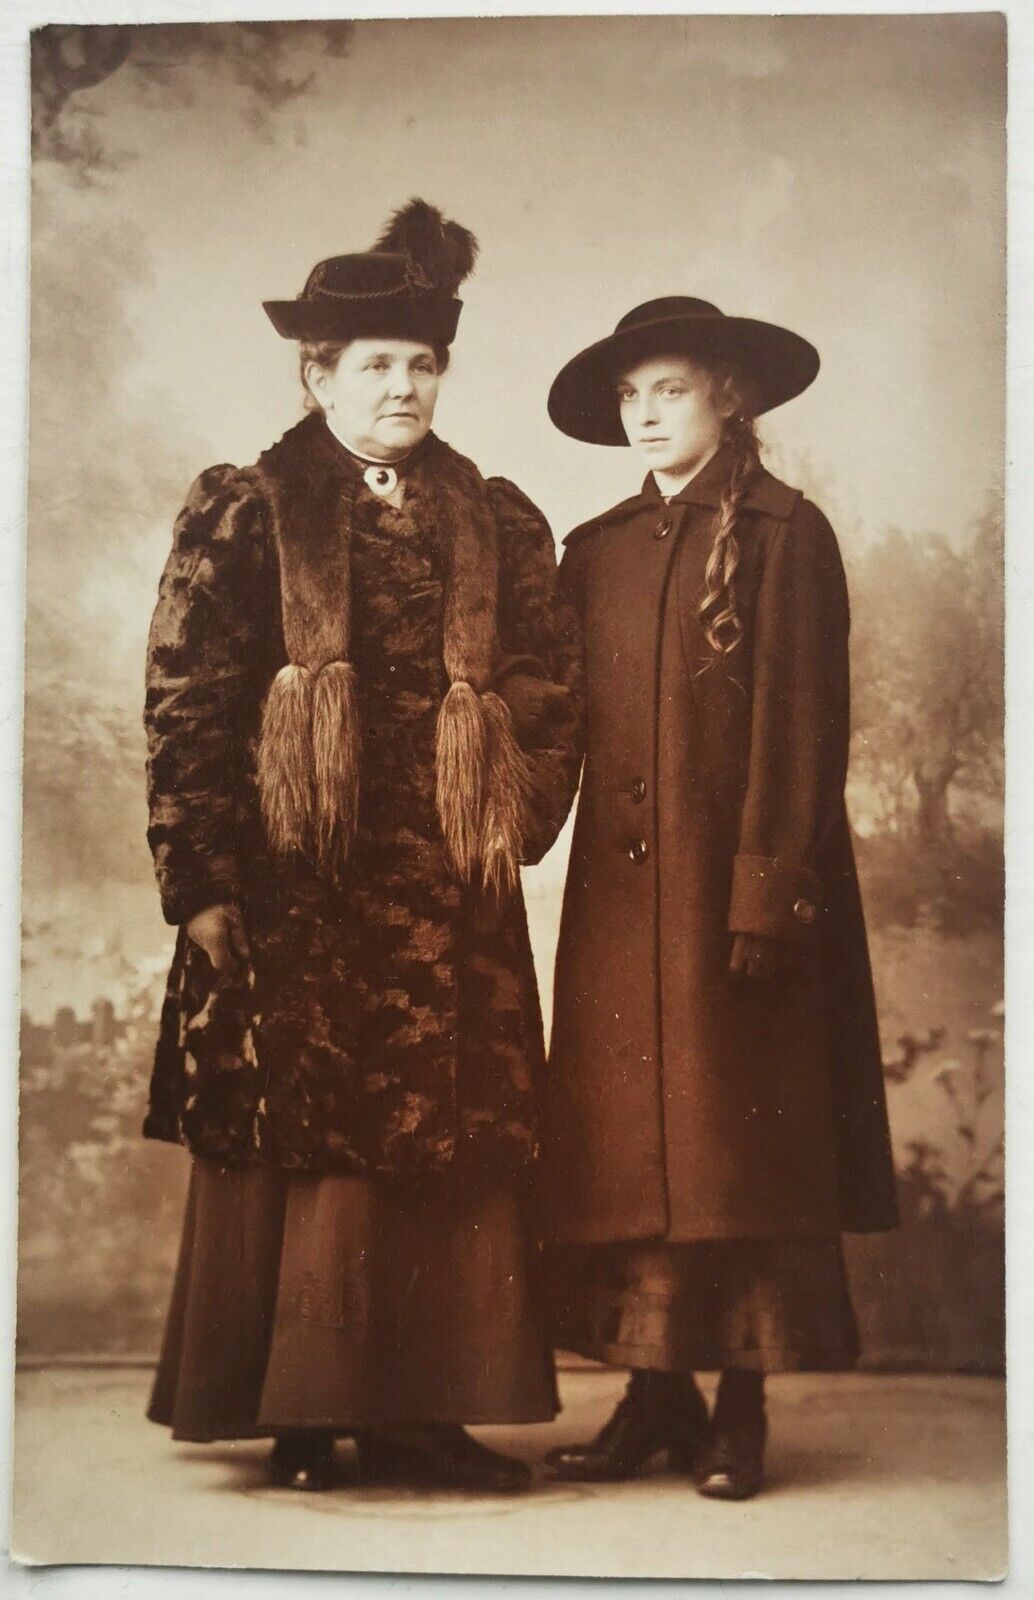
[653,518,671,540]
[794,898,817,924]
[629,838,649,863]
[630,778,646,804]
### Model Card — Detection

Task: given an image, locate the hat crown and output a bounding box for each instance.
[302,252,438,303]
[615,297,724,333]
[264,198,476,345]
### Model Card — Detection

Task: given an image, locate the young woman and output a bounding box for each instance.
[143,201,583,1491]
[540,297,898,1498]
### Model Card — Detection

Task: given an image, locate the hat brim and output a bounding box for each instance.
[547,315,820,445]
[263,295,462,345]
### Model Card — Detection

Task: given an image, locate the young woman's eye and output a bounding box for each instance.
[617,390,635,404]
[662,386,685,398]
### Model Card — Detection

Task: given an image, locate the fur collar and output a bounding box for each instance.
[249,414,528,892]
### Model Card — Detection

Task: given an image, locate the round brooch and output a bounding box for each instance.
[364,464,399,497]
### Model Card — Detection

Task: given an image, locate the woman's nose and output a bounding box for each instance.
[388,367,416,396]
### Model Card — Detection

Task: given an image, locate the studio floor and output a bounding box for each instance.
[11,1366,1006,1581]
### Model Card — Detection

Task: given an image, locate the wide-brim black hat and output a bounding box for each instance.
[263,198,477,346]
[548,297,820,446]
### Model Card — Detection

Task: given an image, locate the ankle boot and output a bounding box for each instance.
[355,1423,531,1493]
[546,1370,708,1482]
[267,1428,337,1491]
[696,1370,767,1500]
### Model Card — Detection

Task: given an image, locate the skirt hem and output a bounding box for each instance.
[554,1337,859,1374]
[148,1406,560,1443]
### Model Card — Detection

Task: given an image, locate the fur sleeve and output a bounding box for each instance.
[488,476,586,866]
[144,465,272,925]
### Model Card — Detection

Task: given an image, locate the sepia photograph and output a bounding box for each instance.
[5,4,1016,1585]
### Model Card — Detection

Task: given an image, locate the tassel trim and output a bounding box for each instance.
[257,660,361,873]
[435,681,486,884]
[260,668,528,895]
[312,661,361,872]
[479,691,531,895]
[435,681,530,894]
[257,664,316,856]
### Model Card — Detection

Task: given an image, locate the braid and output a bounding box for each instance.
[698,411,761,655]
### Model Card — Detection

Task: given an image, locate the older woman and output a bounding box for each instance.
[143,200,583,1492]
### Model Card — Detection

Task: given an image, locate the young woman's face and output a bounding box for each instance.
[616,355,728,478]
[307,339,441,459]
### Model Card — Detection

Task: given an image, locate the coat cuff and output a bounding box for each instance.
[494,671,570,744]
[158,862,242,927]
[728,854,824,943]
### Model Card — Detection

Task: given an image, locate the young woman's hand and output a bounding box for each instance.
[185,902,251,977]
[729,933,787,980]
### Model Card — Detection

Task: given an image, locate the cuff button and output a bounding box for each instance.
[793,898,817,924]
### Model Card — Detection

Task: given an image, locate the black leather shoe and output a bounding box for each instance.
[355,1424,531,1493]
[696,1375,766,1500]
[268,1429,337,1491]
[546,1371,708,1482]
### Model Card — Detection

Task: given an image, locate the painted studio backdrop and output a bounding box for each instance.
[20,15,1005,1368]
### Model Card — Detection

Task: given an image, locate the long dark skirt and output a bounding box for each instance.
[148,1157,558,1442]
[549,1239,860,1373]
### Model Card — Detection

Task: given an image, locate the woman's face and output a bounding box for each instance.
[307,338,441,459]
[616,354,728,478]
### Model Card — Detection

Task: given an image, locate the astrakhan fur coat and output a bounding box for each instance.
[144,413,584,1175]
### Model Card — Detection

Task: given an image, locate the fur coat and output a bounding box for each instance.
[144,413,584,1174]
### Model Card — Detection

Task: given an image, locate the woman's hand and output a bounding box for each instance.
[186,902,251,977]
[496,672,569,741]
[730,933,787,980]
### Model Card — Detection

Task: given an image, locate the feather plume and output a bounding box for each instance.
[373,197,478,296]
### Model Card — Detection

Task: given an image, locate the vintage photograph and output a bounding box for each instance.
[11,10,1007,1582]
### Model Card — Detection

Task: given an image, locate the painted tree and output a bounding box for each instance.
[24,22,354,896]
[31,22,353,179]
[848,508,1004,846]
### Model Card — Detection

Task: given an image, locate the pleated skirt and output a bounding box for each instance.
[148,1157,558,1442]
[549,1238,860,1373]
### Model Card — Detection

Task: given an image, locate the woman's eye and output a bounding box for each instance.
[662,387,685,398]
[617,391,634,404]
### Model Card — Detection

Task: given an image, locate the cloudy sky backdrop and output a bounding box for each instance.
[24,13,1005,1015]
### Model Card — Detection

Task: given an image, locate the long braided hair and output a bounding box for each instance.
[697,363,763,656]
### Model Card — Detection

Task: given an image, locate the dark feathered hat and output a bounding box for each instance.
[548,297,820,446]
[263,198,478,345]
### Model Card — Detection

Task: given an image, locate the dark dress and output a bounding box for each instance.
[145,436,581,1438]
[148,1159,557,1441]
[548,1239,859,1374]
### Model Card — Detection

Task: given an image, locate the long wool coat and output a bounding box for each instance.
[144,414,584,1175]
[542,445,899,1243]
